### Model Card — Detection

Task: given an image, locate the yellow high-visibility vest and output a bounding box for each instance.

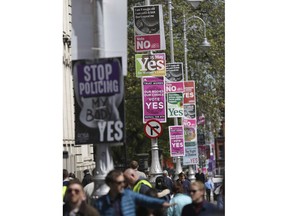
[133,179,152,193]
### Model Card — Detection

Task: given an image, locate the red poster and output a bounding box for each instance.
[184,81,195,104]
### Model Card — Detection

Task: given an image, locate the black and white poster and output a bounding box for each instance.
[72,57,125,144]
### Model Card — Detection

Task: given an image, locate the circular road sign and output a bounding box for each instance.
[144,119,163,139]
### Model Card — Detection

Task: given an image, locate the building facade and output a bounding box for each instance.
[63,0,95,180]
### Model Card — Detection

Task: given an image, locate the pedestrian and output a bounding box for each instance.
[63,179,100,216]
[83,168,102,204]
[93,169,176,216]
[137,188,166,216]
[181,181,223,216]
[167,181,192,216]
[195,168,206,184]
[216,178,224,210]
[124,168,152,194]
[163,170,173,193]
[177,172,190,195]
[82,169,93,187]
[130,160,147,178]
[204,177,214,202]
[155,175,171,202]
[63,169,70,203]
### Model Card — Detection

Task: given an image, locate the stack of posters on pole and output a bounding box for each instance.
[133,4,166,52]
[72,57,125,145]
[183,80,199,165]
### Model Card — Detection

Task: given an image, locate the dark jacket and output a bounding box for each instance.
[82,174,93,187]
[63,201,100,216]
[181,201,223,216]
[195,173,205,183]
[94,188,165,216]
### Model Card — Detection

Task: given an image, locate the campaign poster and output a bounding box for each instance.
[133,5,166,52]
[135,53,166,77]
[72,58,125,144]
[169,125,185,157]
[184,81,196,104]
[142,76,166,123]
[167,93,184,118]
[165,63,184,93]
[184,104,196,119]
[184,126,197,142]
[183,141,199,165]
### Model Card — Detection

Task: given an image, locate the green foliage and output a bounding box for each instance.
[113,0,225,164]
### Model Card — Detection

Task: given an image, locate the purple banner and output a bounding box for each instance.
[169,125,185,157]
[142,76,166,123]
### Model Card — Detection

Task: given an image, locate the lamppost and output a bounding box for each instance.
[183,0,211,181]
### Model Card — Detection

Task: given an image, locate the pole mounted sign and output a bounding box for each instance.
[144,119,163,139]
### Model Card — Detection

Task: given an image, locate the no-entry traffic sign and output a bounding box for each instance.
[144,119,163,139]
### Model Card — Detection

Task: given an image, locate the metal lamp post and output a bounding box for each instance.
[183,8,210,181]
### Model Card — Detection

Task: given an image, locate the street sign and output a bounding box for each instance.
[144,119,163,138]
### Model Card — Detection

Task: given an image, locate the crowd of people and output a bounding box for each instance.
[63,161,225,216]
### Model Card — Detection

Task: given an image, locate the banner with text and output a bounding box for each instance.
[142,76,166,123]
[72,58,125,144]
[165,63,184,93]
[135,53,166,77]
[133,4,166,52]
[169,125,185,157]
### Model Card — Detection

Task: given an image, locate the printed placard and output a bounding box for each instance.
[135,53,166,77]
[184,104,196,119]
[165,63,184,93]
[183,141,199,165]
[133,5,166,52]
[142,76,166,123]
[72,58,125,144]
[184,126,197,142]
[167,93,184,118]
[184,81,196,104]
[169,125,185,157]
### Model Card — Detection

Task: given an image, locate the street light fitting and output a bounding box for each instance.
[201,37,211,48]
[186,0,204,9]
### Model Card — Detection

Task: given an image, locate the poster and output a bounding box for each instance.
[142,76,166,123]
[169,125,185,157]
[184,81,196,104]
[72,57,125,144]
[165,63,184,93]
[133,5,166,52]
[167,93,184,118]
[135,53,166,77]
[183,141,199,165]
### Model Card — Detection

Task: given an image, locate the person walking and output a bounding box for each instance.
[204,177,214,202]
[163,170,173,193]
[82,169,93,187]
[130,160,147,178]
[176,172,190,195]
[63,179,100,216]
[167,182,192,216]
[124,168,152,194]
[181,181,223,216]
[93,169,175,216]
[195,168,206,184]
[63,169,71,203]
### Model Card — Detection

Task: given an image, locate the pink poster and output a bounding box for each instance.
[169,125,185,157]
[142,76,166,123]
